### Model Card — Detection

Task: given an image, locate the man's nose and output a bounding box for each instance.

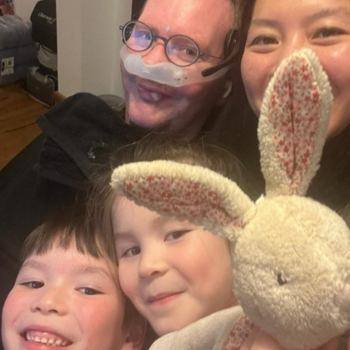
[31,287,68,316]
[141,40,168,65]
[138,248,168,278]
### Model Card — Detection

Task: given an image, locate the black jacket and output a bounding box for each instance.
[0,93,148,348]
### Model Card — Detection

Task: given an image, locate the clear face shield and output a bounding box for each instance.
[120,45,232,87]
[119,21,239,87]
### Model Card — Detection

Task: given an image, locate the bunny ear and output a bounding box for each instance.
[259,48,333,197]
[111,160,256,240]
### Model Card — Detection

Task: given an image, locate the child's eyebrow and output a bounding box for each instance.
[22,259,44,270]
[114,231,131,241]
[114,216,197,240]
[114,215,185,234]
[76,265,113,279]
[22,259,113,279]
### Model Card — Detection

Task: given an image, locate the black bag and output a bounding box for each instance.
[30,0,57,53]
[30,0,58,91]
[22,66,55,107]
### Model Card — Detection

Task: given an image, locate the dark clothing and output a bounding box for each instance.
[0,93,149,348]
[204,83,265,195]
[307,122,350,225]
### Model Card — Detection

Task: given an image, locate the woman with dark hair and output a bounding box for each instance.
[223,0,350,228]
[224,0,350,347]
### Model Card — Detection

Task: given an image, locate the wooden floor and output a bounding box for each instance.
[0,82,48,171]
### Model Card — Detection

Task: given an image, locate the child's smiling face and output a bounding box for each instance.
[2,240,130,350]
[113,196,236,336]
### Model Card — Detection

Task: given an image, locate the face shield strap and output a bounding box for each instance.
[120,45,230,87]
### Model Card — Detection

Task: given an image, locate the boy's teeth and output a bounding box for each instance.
[151,92,161,101]
[25,331,70,347]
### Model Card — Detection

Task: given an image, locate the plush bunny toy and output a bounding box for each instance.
[111,48,350,350]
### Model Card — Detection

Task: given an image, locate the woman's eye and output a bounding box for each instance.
[313,27,346,39]
[21,281,44,289]
[123,246,141,258]
[249,35,278,46]
[78,287,102,295]
[166,230,190,241]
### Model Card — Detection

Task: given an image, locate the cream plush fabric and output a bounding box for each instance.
[149,307,250,350]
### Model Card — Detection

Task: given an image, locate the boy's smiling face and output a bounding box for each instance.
[2,240,131,350]
[113,197,236,336]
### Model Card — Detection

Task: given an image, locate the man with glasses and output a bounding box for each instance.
[120,0,237,136]
[0,1,239,347]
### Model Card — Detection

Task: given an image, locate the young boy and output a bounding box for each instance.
[91,137,257,349]
[1,204,146,350]
[95,137,348,350]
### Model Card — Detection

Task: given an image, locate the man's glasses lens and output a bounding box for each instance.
[166,36,199,66]
[123,21,152,51]
[121,21,201,67]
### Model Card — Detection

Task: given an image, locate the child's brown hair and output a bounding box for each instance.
[89,134,257,252]
[21,202,117,265]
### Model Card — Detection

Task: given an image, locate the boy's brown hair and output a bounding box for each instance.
[90,134,257,250]
[21,202,117,265]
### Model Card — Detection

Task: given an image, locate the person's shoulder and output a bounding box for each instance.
[41,92,119,123]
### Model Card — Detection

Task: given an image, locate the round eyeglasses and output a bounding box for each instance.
[119,20,223,68]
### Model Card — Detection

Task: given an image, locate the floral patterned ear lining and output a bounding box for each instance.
[111,161,256,239]
[259,48,332,197]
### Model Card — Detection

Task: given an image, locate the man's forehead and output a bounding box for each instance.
[139,0,233,38]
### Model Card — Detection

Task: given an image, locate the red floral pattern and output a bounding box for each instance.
[266,53,321,194]
[222,316,255,350]
[123,175,242,228]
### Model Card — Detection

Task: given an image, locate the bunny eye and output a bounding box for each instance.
[277,273,288,286]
